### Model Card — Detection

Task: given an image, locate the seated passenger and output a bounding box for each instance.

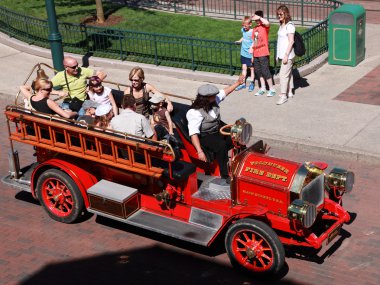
[124,66,173,119]
[20,78,77,119]
[186,76,244,184]
[149,94,174,141]
[87,76,119,116]
[110,95,156,140]
[94,104,114,129]
[77,100,100,125]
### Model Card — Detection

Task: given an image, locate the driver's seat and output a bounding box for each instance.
[171,102,219,175]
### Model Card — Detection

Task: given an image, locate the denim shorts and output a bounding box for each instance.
[241,55,253,67]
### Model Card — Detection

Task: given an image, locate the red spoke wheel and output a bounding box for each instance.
[36,169,84,223]
[225,219,285,275]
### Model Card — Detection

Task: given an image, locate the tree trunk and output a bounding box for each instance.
[95,0,105,23]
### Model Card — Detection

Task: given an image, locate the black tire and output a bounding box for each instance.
[225,219,285,275]
[36,169,84,223]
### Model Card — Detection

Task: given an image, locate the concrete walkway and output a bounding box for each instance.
[0,22,379,165]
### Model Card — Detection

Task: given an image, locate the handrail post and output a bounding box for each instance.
[202,0,205,16]
[234,0,237,20]
[191,39,195,71]
[154,35,158,66]
[45,0,64,71]
[229,43,233,75]
[301,0,304,26]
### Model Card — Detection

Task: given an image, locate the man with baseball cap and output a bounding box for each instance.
[186,75,244,185]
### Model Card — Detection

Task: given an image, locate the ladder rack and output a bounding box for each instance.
[5,105,176,178]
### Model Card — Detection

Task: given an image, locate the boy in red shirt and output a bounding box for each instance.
[250,11,276,97]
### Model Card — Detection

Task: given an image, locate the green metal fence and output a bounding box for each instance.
[0,2,339,75]
[122,0,342,25]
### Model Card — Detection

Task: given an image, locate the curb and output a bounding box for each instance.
[0,31,327,85]
[1,89,379,165]
[2,33,378,165]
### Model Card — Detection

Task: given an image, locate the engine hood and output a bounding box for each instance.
[236,152,301,190]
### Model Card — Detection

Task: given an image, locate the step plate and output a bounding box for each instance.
[126,210,218,246]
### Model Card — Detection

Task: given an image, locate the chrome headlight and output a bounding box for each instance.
[230,118,252,145]
[327,168,355,193]
[288,199,317,228]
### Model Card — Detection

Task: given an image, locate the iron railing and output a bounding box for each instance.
[0,2,340,75]
[122,0,342,25]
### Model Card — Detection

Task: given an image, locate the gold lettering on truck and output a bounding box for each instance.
[245,161,289,182]
[242,190,284,204]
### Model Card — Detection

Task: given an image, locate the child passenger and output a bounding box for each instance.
[149,94,174,141]
[94,104,114,129]
[87,76,119,116]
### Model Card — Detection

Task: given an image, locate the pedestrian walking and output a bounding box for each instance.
[276,5,295,105]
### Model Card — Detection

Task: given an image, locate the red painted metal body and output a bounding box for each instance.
[4,103,353,276]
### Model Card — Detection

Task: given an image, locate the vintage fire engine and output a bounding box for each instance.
[3,64,354,276]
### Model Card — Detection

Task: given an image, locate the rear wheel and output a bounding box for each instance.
[36,169,84,223]
[225,219,285,275]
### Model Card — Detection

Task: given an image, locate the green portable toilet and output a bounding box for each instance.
[328,4,366,66]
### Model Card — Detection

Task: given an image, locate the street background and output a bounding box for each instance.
[1,1,380,284]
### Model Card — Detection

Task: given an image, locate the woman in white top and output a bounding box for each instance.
[87,76,119,115]
[276,5,295,105]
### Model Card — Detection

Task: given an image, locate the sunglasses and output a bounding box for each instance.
[130,79,141,82]
[91,83,102,88]
[41,87,52,92]
[277,13,284,16]
[66,64,78,69]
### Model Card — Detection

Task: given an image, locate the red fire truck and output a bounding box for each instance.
[3,64,354,276]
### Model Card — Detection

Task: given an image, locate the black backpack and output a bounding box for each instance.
[294,31,306,57]
[286,22,305,57]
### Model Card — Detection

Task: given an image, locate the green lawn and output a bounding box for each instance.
[1,0,282,42]
[1,1,315,74]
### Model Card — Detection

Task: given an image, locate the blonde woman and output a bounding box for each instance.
[276,5,295,105]
[124,67,173,118]
[20,78,77,118]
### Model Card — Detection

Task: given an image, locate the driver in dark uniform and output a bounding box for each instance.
[186,76,244,184]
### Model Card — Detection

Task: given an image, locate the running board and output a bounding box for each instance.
[1,163,39,193]
[88,208,219,246]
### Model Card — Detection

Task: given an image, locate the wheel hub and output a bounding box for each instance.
[246,248,256,259]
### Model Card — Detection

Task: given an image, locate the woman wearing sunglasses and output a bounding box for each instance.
[276,5,295,105]
[20,78,77,119]
[124,66,173,119]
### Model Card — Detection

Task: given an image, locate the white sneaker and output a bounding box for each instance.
[255,89,265,96]
[288,92,294,98]
[267,90,276,97]
[276,96,288,105]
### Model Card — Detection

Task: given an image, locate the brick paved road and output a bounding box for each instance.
[1,95,379,285]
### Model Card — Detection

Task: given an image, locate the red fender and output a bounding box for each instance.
[207,205,269,246]
[31,159,98,207]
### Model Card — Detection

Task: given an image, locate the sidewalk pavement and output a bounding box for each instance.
[0,22,379,165]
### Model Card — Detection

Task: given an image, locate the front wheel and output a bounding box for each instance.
[225,219,285,275]
[36,169,84,223]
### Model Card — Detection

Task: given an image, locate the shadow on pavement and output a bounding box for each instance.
[19,244,302,285]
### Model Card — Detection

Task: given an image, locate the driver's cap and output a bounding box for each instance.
[197,84,219,97]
